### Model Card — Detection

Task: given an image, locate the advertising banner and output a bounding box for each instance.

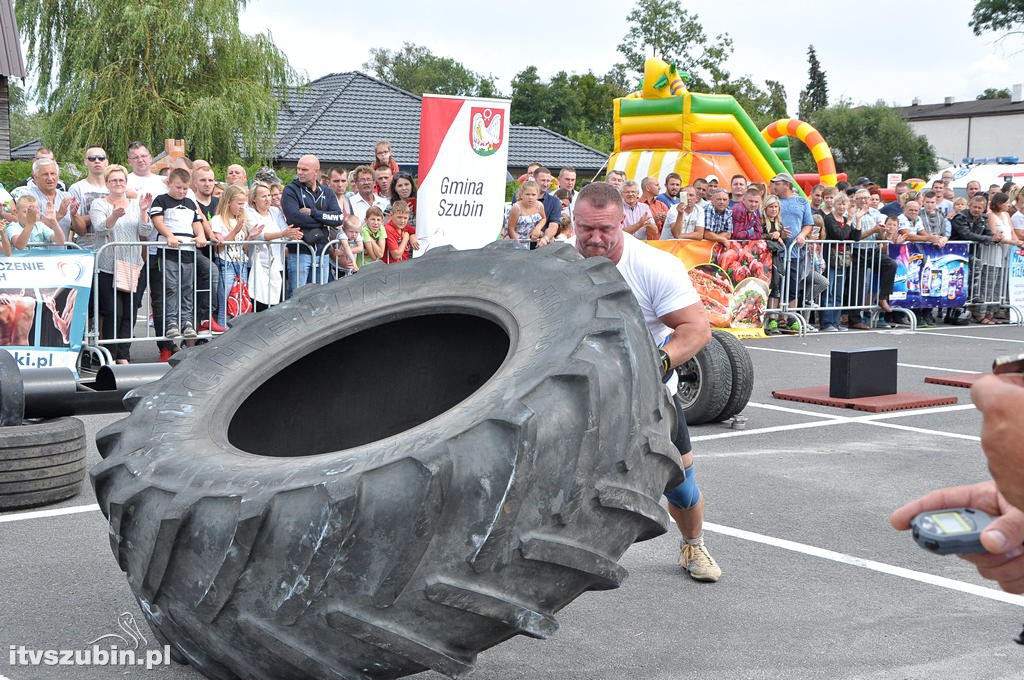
[1008,246,1024,311]
[417,94,511,251]
[646,240,772,338]
[0,251,94,372]
[889,243,969,308]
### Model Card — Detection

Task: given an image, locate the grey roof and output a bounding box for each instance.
[897,98,1024,121]
[9,137,40,160]
[0,0,25,78]
[274,71,607,172]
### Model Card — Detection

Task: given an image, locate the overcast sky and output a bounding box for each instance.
[239,0,1024,111]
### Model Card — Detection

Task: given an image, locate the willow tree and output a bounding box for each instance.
[16,0,297,163]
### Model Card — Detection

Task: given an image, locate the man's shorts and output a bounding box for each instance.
[671,393,692,454]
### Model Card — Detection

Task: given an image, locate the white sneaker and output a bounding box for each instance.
[677,538,722,582]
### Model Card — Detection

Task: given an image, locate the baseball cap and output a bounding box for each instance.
[705,174,719,183]
[853,176,872,186]
[770,172,795,186]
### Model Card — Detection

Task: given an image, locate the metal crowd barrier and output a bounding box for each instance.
[777,239,915,335]
[967,242,1023,323]
[86,239,317,363]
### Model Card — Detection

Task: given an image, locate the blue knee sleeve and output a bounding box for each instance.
[664,464,701,510]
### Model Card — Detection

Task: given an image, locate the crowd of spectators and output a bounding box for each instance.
[518,169,1023,334]
[2,139,1021,361]
[0,141,420,362]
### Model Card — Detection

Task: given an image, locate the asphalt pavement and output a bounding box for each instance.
[2,323,1023,680]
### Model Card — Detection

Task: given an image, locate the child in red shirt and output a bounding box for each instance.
[382,200,418,264]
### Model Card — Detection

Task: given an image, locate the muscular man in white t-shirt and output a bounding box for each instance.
[573,181,721,582]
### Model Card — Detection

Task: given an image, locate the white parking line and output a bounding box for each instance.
[745,345,983,375]
[703,521,1024,608]
[0,503,99,524]
[918,330,1024,344]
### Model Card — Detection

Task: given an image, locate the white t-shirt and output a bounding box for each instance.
[663,204,704,238]
[127,172,167,198]
[1011,211,1024,233]
[68,178,110,251]
[615,235,700,346]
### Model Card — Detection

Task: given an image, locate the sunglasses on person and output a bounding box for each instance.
[86,155,107,161]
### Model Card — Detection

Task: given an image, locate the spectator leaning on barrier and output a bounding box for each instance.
[149,168,207,341]
[24,159,77,240]
[6,194,66,250]
[951,194,1002,325]
[68,146,110,251]
[819,192,856,333]
[387,172,418,226]
[621,180,656,240]
[226,164,248,188]
[701,188,732,243]
[361,206,387,262]
[771,173,814,327]
[89,164,153,364]
[573,181,720,582]
[605,169,626,193]
[345,165,389,225]
[382,200,418,264]
[125,142,168,199]
[657,172,683,210]
[282,154,345,297]
[506,180,547,248]
[664,186,705,240]
[730,187,763,240]
[209,185,252,328]
[532,167,562,242]
[246,182,300,310]
[640,177,669,233]
[728,175,747,207]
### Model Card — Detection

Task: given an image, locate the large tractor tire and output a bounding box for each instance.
[674,336,732,425]
[91,242,684,680]
[709,330,755,423]
[0,417,86,510]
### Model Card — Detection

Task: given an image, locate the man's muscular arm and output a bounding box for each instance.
[659,302,712,368]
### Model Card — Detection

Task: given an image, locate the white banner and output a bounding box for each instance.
[417,94,511,251]
[1009,246,1024,311]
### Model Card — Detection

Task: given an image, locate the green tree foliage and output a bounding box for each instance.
[16,0,295,164]
[809,102,937,182]
[970,0,1024,35]
[365,43,497,97]
[797,45,829,119]
[616,0,732,91]
[7,82,48,148]
[510,68,626,154]
[976,87,1013,99]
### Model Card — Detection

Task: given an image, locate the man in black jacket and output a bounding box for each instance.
[282,155,345,297]
[951,194,1004,324]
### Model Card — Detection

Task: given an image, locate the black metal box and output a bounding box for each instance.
[829,347,897,398]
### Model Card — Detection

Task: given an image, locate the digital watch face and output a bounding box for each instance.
[931,511,972,535]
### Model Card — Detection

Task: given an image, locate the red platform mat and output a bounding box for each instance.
[772,386,957,413]
[923,373,986,388]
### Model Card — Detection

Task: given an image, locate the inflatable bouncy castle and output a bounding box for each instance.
[608,59,847,194]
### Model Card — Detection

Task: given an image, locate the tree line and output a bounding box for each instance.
[12,0,1021,182]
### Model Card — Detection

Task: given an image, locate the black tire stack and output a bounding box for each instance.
[0,417,87,510]
[675,330,754,425]
[91,242,685,680]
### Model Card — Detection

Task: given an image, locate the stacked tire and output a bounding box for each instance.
[91,242,685,680]
[675,330,754,425]
[0,418,87,510]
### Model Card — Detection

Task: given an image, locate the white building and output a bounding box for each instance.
[896,86,1024,164]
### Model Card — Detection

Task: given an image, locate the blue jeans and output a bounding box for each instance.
[820,266,846,326]
[215,257,249,327]
[286,252,314,298]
